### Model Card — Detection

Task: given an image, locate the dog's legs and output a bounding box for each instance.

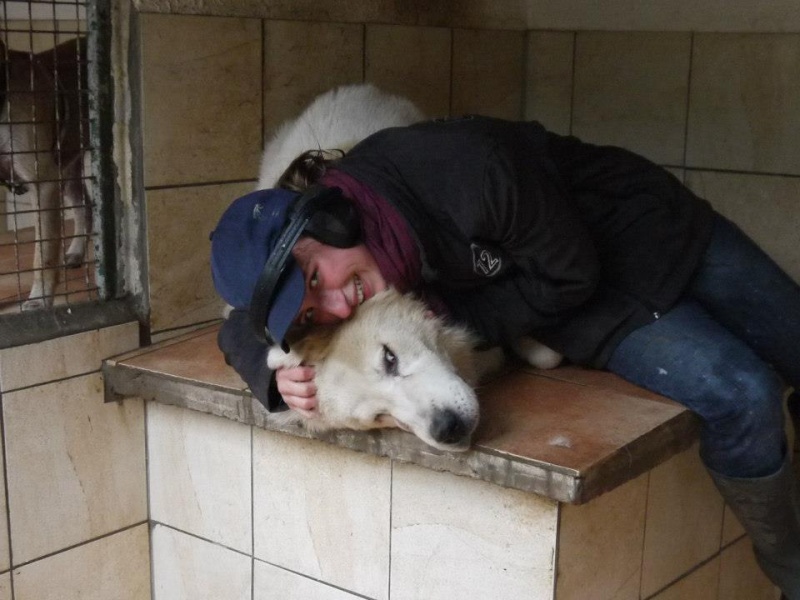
[513,336,563,369]
[24,179,60,310]
[64,152,91,268]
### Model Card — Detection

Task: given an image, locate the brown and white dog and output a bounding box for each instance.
[1,37,91,309]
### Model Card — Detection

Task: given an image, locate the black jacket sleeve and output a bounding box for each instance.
[217,308,288,412]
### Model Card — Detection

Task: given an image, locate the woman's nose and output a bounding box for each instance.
[317,290,353,322]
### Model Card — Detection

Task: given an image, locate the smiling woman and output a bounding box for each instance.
[290,235,386,326]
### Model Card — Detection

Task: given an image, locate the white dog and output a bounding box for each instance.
[268,289,497,451]
[246,83,562,450]
[1,37,91,310]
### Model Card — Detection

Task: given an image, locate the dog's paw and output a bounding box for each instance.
[267,346,303,370]
[513,336,563,370]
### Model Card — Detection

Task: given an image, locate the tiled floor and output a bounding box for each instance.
[0,226,97,314]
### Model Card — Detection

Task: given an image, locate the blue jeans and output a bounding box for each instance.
[607,215,800,478]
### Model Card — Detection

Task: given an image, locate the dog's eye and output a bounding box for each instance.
[382,345,399,376]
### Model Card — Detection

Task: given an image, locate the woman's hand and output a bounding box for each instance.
[275,365,318,418]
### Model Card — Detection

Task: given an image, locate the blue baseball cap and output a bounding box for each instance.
[210,189,305,347]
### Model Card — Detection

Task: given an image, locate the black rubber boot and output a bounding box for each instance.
[710,456,800,599]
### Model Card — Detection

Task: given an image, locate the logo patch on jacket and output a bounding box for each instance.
[471,243,502,277]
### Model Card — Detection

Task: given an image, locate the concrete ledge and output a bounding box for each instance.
[103,323,700,504]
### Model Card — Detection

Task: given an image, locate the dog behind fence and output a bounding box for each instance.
[0,12,97,314]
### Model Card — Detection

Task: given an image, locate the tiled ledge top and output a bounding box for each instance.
[102,323,699,505]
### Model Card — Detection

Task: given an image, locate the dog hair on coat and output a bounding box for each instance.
[0,37,91,310]
[267,288,504,451]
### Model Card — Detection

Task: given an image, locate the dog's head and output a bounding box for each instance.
[270,289,480,452]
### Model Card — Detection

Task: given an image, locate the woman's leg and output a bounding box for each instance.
[688,214,800,390]
[606,299,786,478]
[607,295,800,597]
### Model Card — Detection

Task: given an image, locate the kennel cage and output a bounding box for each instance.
[0,0,112,321]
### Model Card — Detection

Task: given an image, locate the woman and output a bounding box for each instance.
[211,116,800,596]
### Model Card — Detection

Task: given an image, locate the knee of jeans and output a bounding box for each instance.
[702,365,785,435]
[698,365,786,476]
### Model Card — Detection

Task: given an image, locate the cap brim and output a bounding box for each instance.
[265,261,306,347]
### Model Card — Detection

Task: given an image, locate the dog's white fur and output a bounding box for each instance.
[268,289,501,451]
[257,84,425,189]
[247,83,563,450]
[0,37,90,310]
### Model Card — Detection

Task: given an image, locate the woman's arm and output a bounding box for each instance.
[217,308,318,415]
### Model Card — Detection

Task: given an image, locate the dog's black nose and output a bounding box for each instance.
[430,408,470,446]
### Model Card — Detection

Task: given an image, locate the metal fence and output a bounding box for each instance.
[0,0,99,317]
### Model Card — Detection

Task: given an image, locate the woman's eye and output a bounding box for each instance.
[309,270,319,289]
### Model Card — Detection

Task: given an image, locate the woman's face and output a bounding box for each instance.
[291,237,387,326]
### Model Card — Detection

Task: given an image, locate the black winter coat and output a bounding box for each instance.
[336,116,714,366]
[218,116,715,410]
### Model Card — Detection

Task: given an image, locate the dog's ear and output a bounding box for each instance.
[266,346,302,370]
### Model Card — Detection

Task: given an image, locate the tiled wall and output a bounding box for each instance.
[556,444,776,599]
[147,402,560,599]
[147,402,777,599]
[139,15,800,336]
[0,323,149,599]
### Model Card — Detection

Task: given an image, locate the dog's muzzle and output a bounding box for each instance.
[429,408,474,447]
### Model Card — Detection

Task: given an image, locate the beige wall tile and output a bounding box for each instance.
[650,556,720,600]
[0,440,7,572]
[253,430,391,600]
[0,573,9,600]
[5,374,146,564]
[514,1,800,32]
[254,560,363,599]
[451,29,525,119]
[0,322,139,392]
[152,525,250,600]
[525,31,574,135]
[640,444,725,597]
[718,537,781,600]
[391,462,557,600]
[148,403,252,553]
[687,33,800,175]
[263,20,364,137]
[686,171,800,284]
[572,32,691,165]
[556,473,648,600]
[141,14,262,187]
[13,525,150,600]
[130,0,800,32]
[146,181,252,333]
[365,24,451,118]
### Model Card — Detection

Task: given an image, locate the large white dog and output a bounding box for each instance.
[253,83,562,451]
[268,288,495,451]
